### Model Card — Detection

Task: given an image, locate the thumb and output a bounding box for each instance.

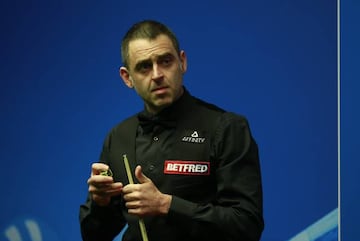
[135,165,151,184]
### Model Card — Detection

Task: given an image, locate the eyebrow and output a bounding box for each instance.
[134,59,152,72]
[133,52,175,71]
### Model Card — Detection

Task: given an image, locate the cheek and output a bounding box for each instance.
[173,70,184,85]
[131,77,149,93]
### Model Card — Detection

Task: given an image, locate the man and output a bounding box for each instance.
[79,20,264,241]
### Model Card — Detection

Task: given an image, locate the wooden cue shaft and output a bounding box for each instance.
[123,154,149,241]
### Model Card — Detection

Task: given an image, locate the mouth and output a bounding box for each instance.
[151,86,169,93]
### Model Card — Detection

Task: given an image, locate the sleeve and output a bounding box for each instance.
[79,133,127,241]
[168,113,264,241]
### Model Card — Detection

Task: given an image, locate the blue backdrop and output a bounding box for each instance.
[0,0,341,240]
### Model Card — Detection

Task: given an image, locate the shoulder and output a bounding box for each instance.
[190,95,249,125]
[104,114,139,139]
[191,95,225,114]
[216,112,253,137]
[220,112,249,126]
[99,114,139,150]
[113,114,138,130]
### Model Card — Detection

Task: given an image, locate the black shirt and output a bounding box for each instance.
[79,88,264,241]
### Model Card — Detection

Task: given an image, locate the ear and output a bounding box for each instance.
[179,50,187,73]
[119,67,134,88]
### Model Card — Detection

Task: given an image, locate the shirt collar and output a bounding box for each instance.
[137,86,192,132]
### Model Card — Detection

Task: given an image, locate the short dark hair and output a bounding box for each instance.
[121,20,180,68]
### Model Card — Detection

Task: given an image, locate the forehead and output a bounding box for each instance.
[128,35,177,63]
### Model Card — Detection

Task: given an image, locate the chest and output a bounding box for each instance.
[136,127,217,201]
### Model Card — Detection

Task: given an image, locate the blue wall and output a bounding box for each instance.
[0,1,339,240]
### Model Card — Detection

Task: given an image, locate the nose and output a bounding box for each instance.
[151,64,164,81]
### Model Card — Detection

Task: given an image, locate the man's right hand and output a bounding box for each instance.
[87,163,123,206]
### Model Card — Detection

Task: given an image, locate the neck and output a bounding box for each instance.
[145,87,185,115]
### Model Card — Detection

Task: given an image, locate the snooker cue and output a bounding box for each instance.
[123,154,149,241]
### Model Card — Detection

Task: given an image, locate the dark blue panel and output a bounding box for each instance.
[340,0,360,240]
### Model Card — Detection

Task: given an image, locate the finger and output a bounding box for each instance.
[89,182,123,196]
[107,188,123,197]
[122,187,141,201]
[91,183,122,206]
[103,182,123,197]
[135,165,151,184]
[125,200,141,209]
[108,182,123,194]
[91,163,110,176]
[122,183,140,195]
[87,174,113,186]
[127,206,145,217]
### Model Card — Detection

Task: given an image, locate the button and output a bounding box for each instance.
[153,136,159,141]
[149,165,155,171]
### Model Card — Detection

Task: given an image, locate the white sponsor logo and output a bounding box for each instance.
[191,131,198,137]
[164,160,210,175]
[182,130,205,143]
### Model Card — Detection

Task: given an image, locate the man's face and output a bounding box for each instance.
[120,34,187,114]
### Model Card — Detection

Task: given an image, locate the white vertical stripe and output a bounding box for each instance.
[5,226,22,241]
[25,220,42,241]
[337,0,341,240]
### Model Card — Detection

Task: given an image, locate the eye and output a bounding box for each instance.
[159,55,174,67]
[136,62,152,73]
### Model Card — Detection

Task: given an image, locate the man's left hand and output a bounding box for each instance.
[122,165,172,217]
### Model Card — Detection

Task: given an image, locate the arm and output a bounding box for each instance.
[168,113,264,241]
[79,195,127,241]
[79,136,127,241]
